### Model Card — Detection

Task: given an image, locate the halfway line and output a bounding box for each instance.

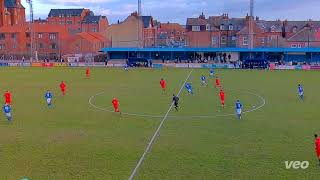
[128,69,194,180]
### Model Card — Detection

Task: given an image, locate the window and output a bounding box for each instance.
[26,43,31,48]
[49,33,56,40]
[220,24,225,30]
[60,21,64,25]
[0,33,5,40]
[11,33,16,39]
[261,38,265,44]
[243,36,248,46]
[67,21,72,25]
[39,43,44,48]
[232,36,237,41]
[0,44,5,50]
[93,27,97,32]
[25,32,30,38]
[229,24,233,30]
[51,43,57,49]
[38,33,43,39]
[192,26,200,32]
[291,44,297,48]
[13,44,17,49]
[211,36,217,45]
[292,26,298,33]
[221,36,226,44]
[297,44,302,48]
[206,24,211,31]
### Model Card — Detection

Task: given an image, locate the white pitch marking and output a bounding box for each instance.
[128,69,194,180]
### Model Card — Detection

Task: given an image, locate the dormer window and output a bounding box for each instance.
[206,24,211,31]
[229,24,233,30]
[220,24,225,30]
[292,26,298,33]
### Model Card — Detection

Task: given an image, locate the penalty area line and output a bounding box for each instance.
[128,69,194,180]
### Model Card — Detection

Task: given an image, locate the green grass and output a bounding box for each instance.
[0,67,319,180]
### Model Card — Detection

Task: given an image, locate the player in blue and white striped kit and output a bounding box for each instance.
[185,82,194,95]
[45,90,53,108]
[210,69,215,77]
[236,100,242,120]
[3,103,12,123]
[298,84,304,101]
[200,75,208,86]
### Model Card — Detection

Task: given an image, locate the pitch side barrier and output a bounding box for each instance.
[3,62,320,70]
[269,63,320,70]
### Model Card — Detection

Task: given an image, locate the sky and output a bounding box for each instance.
[21,0,320,24]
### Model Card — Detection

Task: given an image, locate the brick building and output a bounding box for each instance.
[186,13,320,49]
[157,22,186,47]
[0,0,25,27]
[104,12,157,48]
[0,3,110,60]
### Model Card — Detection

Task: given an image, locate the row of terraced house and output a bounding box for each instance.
[0,0,320,60]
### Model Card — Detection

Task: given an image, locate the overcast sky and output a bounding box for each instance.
[21,0,320,24]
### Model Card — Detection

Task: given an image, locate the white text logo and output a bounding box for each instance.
[285,161,309,169]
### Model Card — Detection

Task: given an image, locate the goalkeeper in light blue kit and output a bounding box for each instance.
[200,75,208,86]
[236,100,242,120]
[3,103,12,123]
[45,90,53,108]
[298,84,304,101]
[185,82,194,95]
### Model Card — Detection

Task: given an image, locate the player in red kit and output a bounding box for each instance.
[315,134,320,165]
[60,81,66,96]
[215,76,221,88]
[160,78,166,93]
[219,89,225,108]
[86,67,90,78]
[112,98,120,113]
[4,91,12,105]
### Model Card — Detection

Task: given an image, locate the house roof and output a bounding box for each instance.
[4,0,15,8]
[82,16,101,24]
[287,27,319,42]
[141,16,153,28]
[48,9,86,17]
[186,18,207,26]
[160,23,185,31]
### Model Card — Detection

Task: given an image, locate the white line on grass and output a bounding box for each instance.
[128,69,194,180]
[89,90,266,119]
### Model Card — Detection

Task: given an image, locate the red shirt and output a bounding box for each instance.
[86,68,90,74]
[160,80,166,87]
[112,99,119,106]
[220,91,225,100]
[216,79,220,85]
[4,92,11,101]
[60,82,66,90]
[315,138,320,150]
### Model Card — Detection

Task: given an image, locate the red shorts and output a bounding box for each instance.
[220,100,225,104]
[61,88,66,92]
[113,106,119,112]
[5,99,11,104]
[161,86,166,90]
[316,149,320,157]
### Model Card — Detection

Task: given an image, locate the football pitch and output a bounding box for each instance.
[0,67,319,179]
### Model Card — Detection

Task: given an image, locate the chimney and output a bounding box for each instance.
[199,12,205,20]
[131,11,138,17]
[256,16,259,21]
